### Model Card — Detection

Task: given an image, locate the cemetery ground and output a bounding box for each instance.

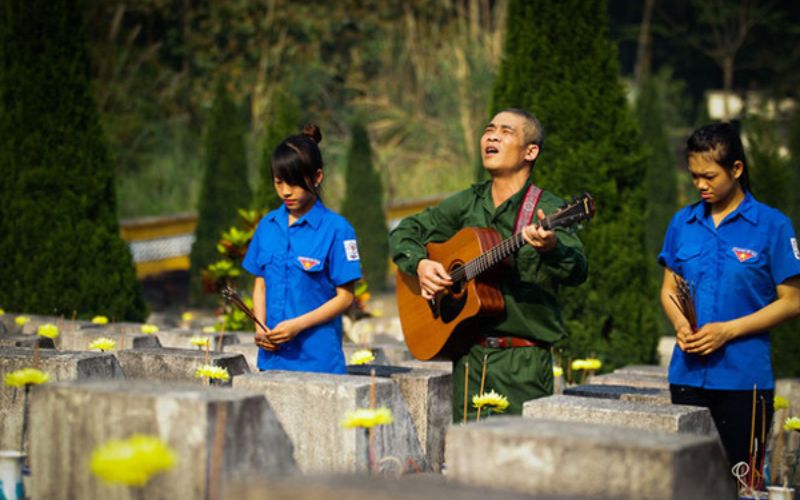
[1,294,799,500]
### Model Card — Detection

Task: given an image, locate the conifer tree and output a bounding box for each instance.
[0,0,147,320]
[255,86,300,211]
[491,0,659,368]
[341,122,388,290]
[190,80,251,302]
[636,73,678,268]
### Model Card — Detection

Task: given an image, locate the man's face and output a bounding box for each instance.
[480,111,539,174]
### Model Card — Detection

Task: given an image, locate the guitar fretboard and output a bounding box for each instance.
[448,220,552,283]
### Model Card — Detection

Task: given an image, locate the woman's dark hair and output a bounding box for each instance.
[686,122,750,192]
[271,123,324,196]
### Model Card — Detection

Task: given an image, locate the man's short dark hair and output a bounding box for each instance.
[500,108,545,149]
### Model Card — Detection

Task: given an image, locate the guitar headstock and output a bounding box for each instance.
[543,192,595,230]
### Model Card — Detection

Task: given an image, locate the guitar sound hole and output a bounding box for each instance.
[438,288,466,323]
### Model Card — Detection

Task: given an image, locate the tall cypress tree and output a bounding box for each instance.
[341,122,388,290]
[636,74,678,264]
[492,0,659,368]
[0,0,146,320]
[190,80,251,302]
[255,86,300,211]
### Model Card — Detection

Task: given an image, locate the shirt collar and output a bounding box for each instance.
[264,198,325,229]
[474,173,536,214]
[686,191,758,226]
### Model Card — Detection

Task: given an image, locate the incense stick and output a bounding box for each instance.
[463,361,469,424]
[670,274,698,331]
[748,385,757,489]
[221,284,269,333]
[477,354,488,422]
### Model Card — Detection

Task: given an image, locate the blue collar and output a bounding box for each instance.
[687,191,758,226]
[266,198,325,229]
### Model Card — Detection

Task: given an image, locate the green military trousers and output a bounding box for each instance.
[451,344,553,423]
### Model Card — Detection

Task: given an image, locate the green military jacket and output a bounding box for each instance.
[389,176,588,344]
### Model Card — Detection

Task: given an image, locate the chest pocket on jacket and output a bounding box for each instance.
[673,245,703,281]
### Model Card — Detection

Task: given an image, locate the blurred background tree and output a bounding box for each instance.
[189,80,251,304]
[341,121,388,291]
[0,0,147,321]
[491,0,659,369]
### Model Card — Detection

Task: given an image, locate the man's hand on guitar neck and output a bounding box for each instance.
[522,209,557,253]
[416,259,453,300]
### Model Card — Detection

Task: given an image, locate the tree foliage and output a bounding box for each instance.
[189,80,251,303]
[255,86,300,211]
[0,0,146,320]
[492,0,660,368]
[341,122,388,290]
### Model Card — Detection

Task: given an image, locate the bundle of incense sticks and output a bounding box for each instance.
[669,273,697,331]
[220,284,269,333]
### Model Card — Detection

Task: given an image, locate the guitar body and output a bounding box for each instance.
[396,227,506,360]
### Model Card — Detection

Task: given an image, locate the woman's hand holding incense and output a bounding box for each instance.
[268,318,305,344]
[255,327,279,351]
[674,323,694,351]
[683,322,733,356]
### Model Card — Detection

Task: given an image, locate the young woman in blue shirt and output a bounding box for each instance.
[659,123,800,470]
[242,124,362,374]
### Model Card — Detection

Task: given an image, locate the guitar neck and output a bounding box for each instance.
[450,220,552,283]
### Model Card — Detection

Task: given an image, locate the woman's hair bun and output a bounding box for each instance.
[302,123,322,144]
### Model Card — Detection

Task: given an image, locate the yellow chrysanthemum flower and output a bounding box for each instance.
[194,364,230,382]
[775,396,790,410]
[181,312,194,322]
[0,308,5,316]
[90,434,176,486]
[571,358,602,371]
[349,349,375,365]
[341,407,394,429]
[140,324,159,334]
[37,323,59,339]
[553,366,564,378]
[15,316,30,326]
[4,368,50,388]
[584,358,602,371]
[472,390,510,413]
[785,417,800,432]
[190,336,210,348]
[91,315,109,325]
[88,337,117,352]
[202,326,216,334]
[571,359,588,371]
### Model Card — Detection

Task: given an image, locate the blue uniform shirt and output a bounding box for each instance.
[242,199,362,374]
[659,192,800,390]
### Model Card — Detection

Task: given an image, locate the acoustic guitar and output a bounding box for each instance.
[396,193,595,360]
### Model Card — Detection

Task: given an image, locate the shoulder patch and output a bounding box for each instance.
[343,239,360,261]
[792,237,800,260]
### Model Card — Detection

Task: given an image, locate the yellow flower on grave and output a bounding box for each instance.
[202,326,216,334]
[775,396,790,410]
[785,417,800,432]
[15,316,30,326]
[181,312,194,322]
[553,366,564,378]
[88,337,116,352]
[4,368,50,388]
[194,364,229,382]
[37,323,59,339]
[584,358,602,371]
[91,315,109,325]
[0,308,5,316]
[141,324,159,335]
[472,390,510,413]
[190,336,210,348]
[571,359,588,371]
[341,407,394,429]
[90,434,176,486]
[349,349,375,365]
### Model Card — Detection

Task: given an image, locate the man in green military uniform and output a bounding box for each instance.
[389,108,588,422]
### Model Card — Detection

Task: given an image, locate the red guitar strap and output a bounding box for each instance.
[514,183,543,234]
